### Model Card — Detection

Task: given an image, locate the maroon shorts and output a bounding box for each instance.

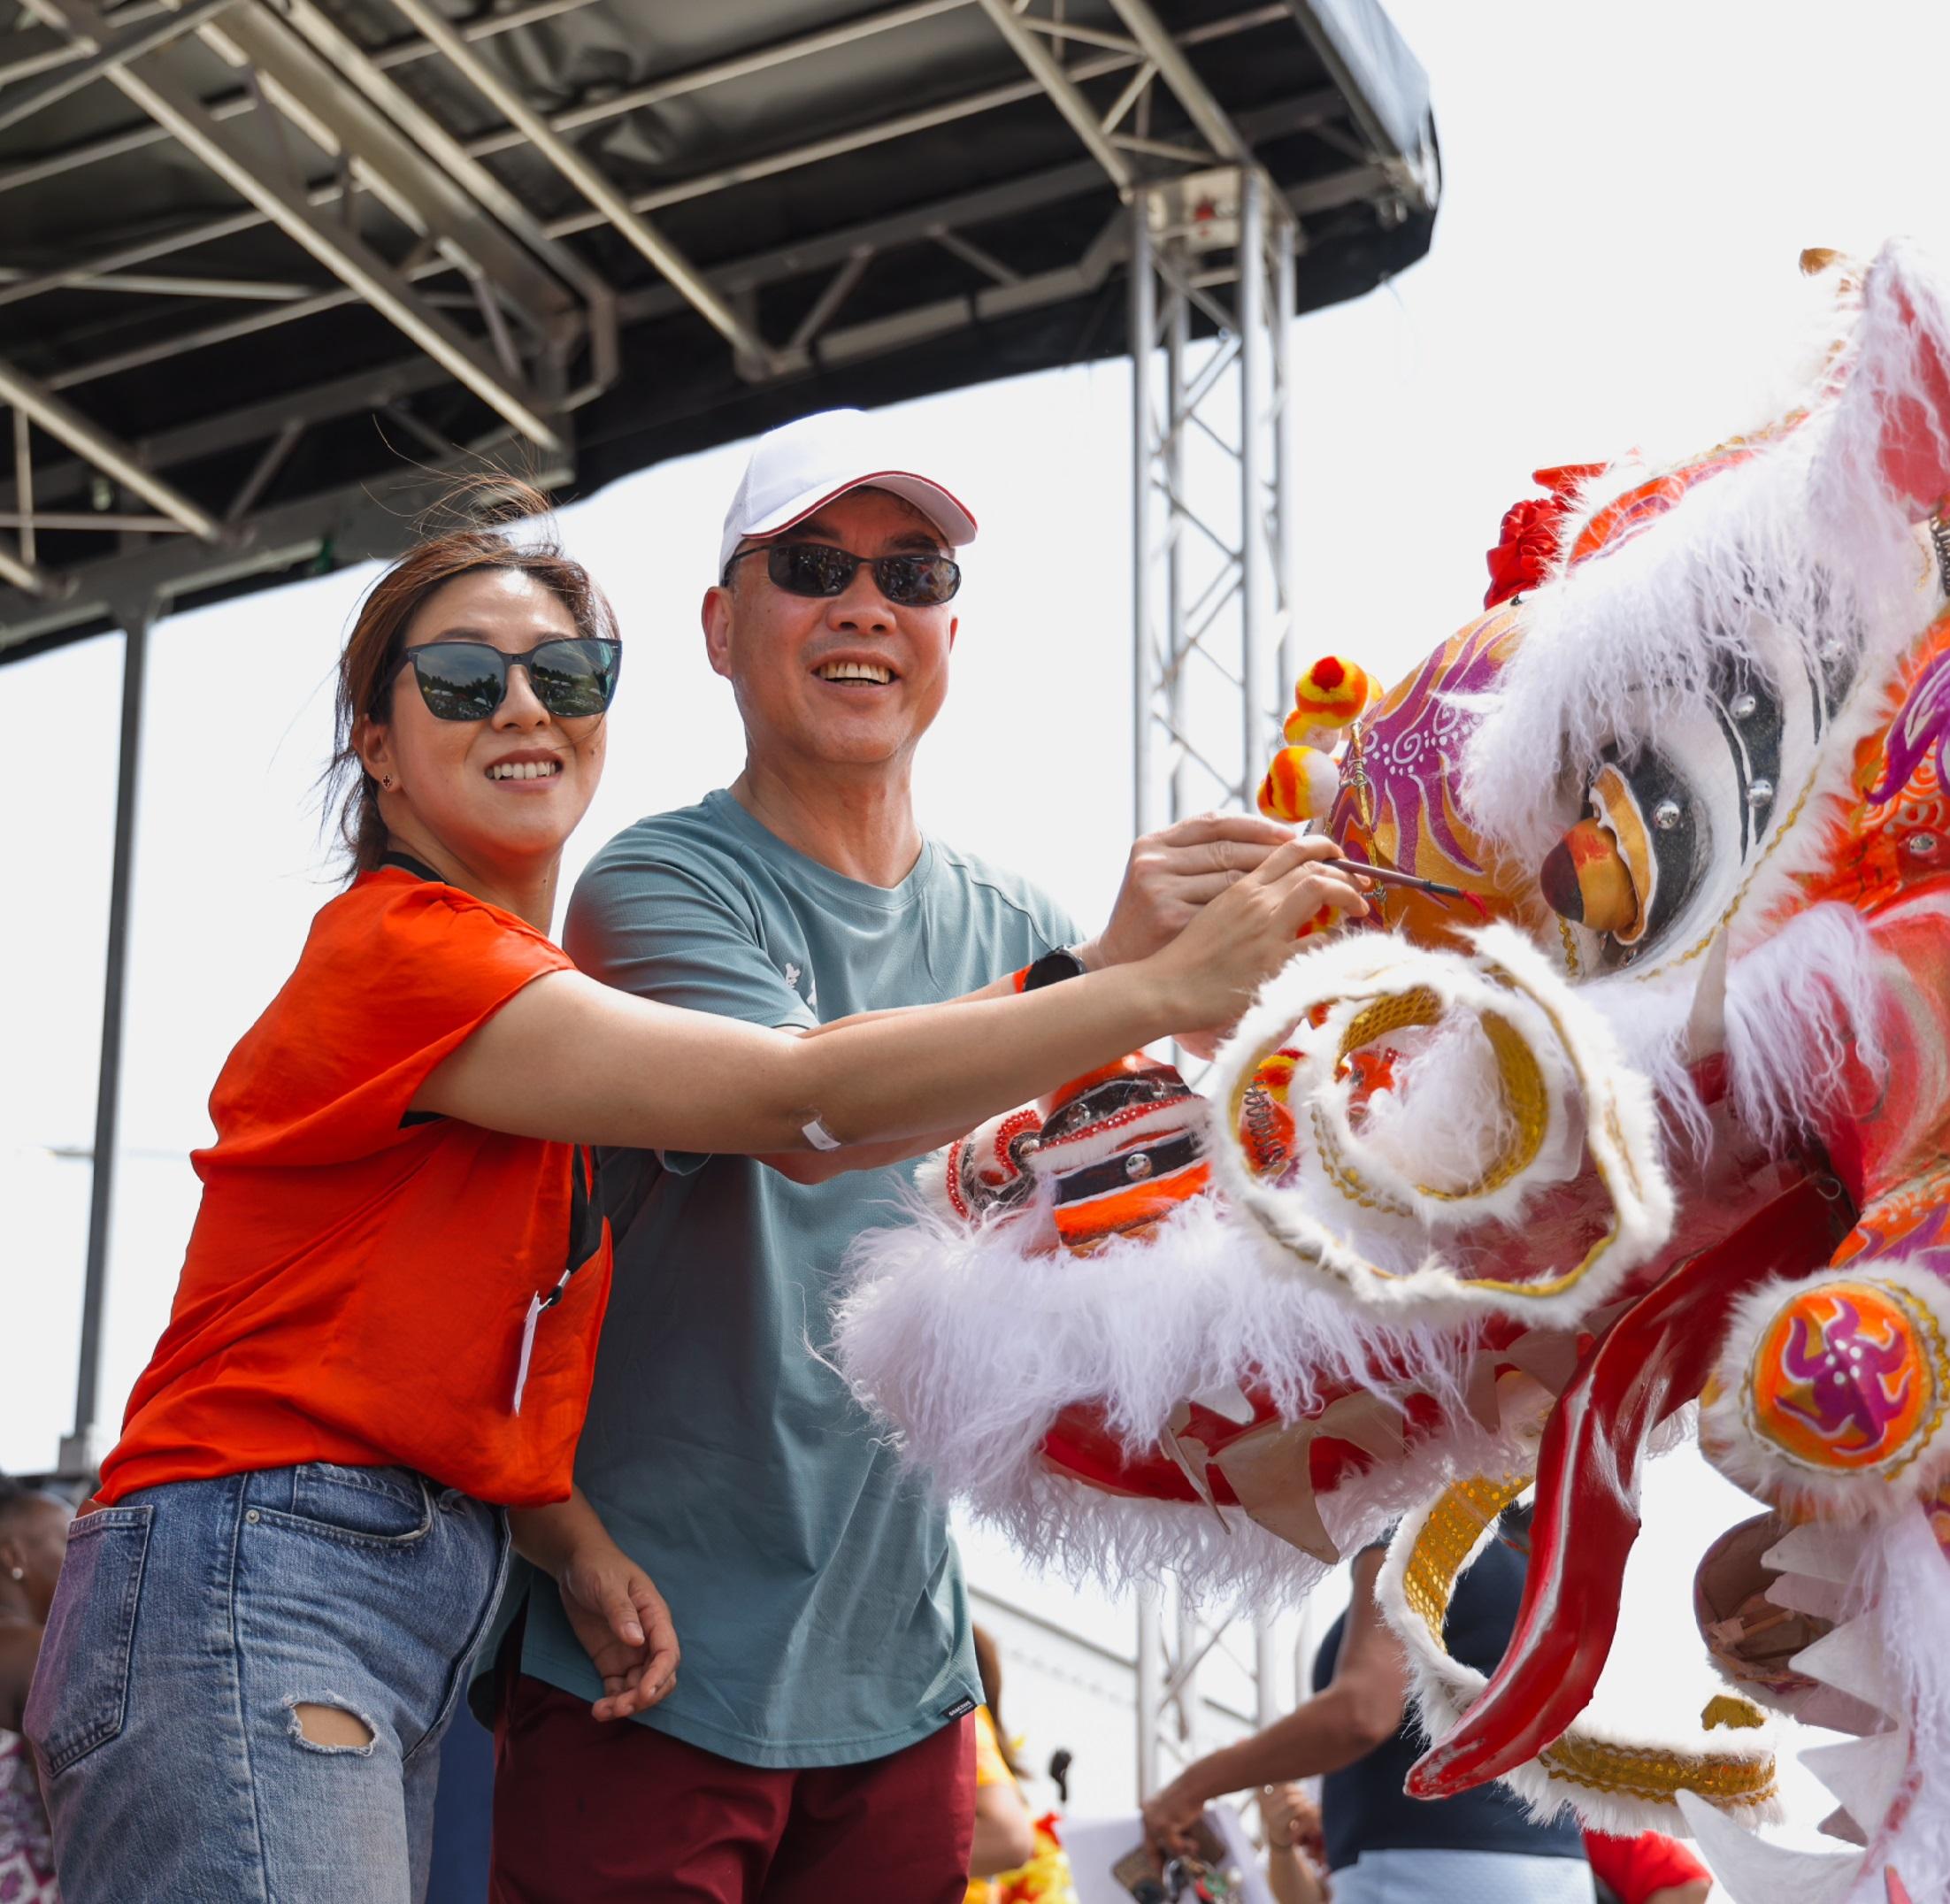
[489,1666,976,1903]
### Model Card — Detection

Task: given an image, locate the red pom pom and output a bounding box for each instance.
[1482,464,1605,609]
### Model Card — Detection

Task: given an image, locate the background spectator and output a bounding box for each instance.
[968,1624,1078,1904]
[0,1474,69,1903]
[1143,1508,1593,1901]
[1259,1782,1327,1904]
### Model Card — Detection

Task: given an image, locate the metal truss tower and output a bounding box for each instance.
[1130,165,1299,836]
[1126,162,1301,1796]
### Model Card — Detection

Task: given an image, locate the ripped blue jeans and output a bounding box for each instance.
[25,1463,508,1903]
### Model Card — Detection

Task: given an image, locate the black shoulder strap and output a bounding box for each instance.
[380,850,445,883]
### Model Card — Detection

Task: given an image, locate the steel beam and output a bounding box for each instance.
[223,416,303,525]
[1136,1586,1163,1798]
[0,0,171,82]
[1273,216,1298,704]
[463,0,979,164]
[526,16,1301,242]
[20,0,564,452]
[0,435,572,653]
[1130,197,1157,837]
[0,0,237,138]
[976,0,1135,193]
[1286,0,1433,213]
[606,72,1335,329]
[61,596,154,1479]
[0,208,267,311]
[191,0,579,337]
[0,356,219,538]
[1104,0,1252,165]
[14,410,35,571]
[380,0,772,372]
[0,355,452,520]
[0,0,980,199]
[1237,165,1267,781]
[269,0,608,320]
[0,511,186,532]
[372,0,602,72]
[1165,284,1190,821]
[0,0,606,194]
[0,547,56,595]
[0,265,322,301]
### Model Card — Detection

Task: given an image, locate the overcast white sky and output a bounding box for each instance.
[8,0,1950,1837]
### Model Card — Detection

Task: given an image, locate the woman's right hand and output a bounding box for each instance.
[1140,835,1367,1033]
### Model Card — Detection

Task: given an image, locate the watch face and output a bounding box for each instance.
[1025,948,1086,991]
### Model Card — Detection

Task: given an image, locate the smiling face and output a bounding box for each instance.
[702,487,959,775]
[354,566,607,883]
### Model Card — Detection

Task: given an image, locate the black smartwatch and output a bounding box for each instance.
[1021,946,1089,991]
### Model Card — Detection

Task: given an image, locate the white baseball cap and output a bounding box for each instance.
[718,407,979,578]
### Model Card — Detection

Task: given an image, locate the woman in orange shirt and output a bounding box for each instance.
[23,503,1363,1902]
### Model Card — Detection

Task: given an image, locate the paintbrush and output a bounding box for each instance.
[1341,859,1487,914]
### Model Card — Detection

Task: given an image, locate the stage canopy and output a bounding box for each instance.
[0,0,1435,658]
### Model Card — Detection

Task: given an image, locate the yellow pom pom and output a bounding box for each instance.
[1293,655,1373,727]
[1259,745,1341,822]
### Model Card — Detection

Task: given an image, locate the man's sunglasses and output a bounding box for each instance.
[723,541,962,607]
[385,637,623,722]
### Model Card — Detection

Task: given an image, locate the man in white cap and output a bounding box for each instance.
[486,408,1300,1902]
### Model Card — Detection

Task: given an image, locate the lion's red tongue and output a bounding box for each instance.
[1406,1171,1846,1799]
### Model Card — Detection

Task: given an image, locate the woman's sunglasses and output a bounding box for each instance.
[385,637,623,723]
[722,541,962,607]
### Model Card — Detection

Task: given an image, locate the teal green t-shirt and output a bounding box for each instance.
[513,789,1078,1766]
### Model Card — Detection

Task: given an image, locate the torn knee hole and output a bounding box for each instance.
[288,1700,377,1754]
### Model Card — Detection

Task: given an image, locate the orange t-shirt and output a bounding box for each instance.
[98,866,613,1509]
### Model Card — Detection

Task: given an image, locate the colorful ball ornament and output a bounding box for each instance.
[1291,655,1374,728]
[1256,745,1341,823]
[1742,1278,1944,1480]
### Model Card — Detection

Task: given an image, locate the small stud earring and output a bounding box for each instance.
[380,775,395,791]
[7,1565,22,1582]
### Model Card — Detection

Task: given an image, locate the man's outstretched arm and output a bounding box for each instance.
[761,811,1329,1182]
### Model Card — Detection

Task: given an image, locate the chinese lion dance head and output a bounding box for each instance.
[834,241,1950,1901]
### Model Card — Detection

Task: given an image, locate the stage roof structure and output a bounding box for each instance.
[0,0,1437,659]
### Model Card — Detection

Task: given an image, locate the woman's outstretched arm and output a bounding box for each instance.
[412,839,1365,1155]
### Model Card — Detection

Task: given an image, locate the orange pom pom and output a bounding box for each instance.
[1292,655,1373,727]
[1283,708,1335,747]
[1258,745,1341,823]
